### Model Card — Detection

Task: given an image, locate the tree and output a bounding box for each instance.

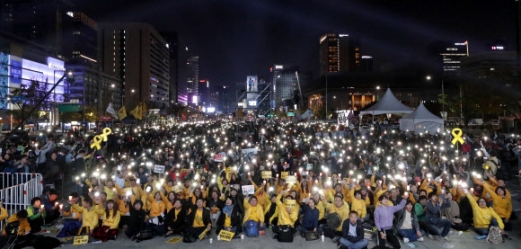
[7,80,51,125]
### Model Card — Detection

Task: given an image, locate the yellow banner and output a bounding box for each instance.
[281,171,289,179]
[261,171,272,179]
[198,229,208,240]
[218,229,235,241]
[73,235,89,245]
[167,237,182,244]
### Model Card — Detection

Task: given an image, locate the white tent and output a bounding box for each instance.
[359,88,413,116]
[400,102,444,134]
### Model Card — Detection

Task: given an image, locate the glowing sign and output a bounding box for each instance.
[275,65,283,69]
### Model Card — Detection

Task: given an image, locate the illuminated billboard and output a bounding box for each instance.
[247,76,258,92]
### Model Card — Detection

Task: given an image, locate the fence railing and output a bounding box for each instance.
[0,173,43,232]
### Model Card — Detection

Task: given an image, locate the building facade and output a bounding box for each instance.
[99,22,170,110]
[64,11,98,64]
[319,33,361,75]
[272,64,298,109]
[186,55,199,106]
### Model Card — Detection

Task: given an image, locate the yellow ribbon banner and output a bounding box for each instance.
[261,171,272,179]
[451,128,464,145]
[167,237,182,244]
[198,229,208,240]
[218,229,235,241]
[90,128,112,150]
[73,235,89,245]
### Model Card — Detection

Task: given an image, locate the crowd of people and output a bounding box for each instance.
[0,120,519,249]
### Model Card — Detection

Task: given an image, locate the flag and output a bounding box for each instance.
[106,103,118,119]
[130,102,143,120]
[117,106,127,120]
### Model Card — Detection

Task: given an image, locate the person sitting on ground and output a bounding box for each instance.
[272,191,299,239]
[40,189,60,225]
[394,200,425,243]
[71,196,104,235]
[466,191,505,236]
[125,200,146,241]
[425,192,452,241]
[321,194,350,243]
[441,191,469,231]
[374,194,407,249]
[2,210,31,236]
[26,197,46,233]
[164,199,187,237]
[216,196,241,236]
[297,198,320,237]
[243,195,265,235]
[338,211,369,249]
[184,198,211,242]
[91,200,120,242]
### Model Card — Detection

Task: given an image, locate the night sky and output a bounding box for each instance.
[72,0,517,85]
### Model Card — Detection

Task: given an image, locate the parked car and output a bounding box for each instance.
[485,119,499,126]
[468,118,484,126]
[446,117,464,126]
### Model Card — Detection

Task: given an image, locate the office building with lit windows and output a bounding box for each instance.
[272,64,298,109]
[186,55,199,106]
[319,33,361,75]
[99,22,170,110]
[64,12,98,65]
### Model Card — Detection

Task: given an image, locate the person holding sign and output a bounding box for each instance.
[217,197,241,235]
[272,191,299,239]
[242,196,265,236]
[184,198,211,243]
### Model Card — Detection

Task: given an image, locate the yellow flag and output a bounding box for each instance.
[130,102,142,120]
[117,106,127,120]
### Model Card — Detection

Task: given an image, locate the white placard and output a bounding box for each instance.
[153,165,165,174]
[241,185,255,195]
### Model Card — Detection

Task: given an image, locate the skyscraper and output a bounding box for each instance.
[272,64,298,109]
[440,41,469,74]
[186,55,199,106]
[99,22,170,110]
[0,0,74,59]
[319,33,361,75]
[161,32,179,105]
[64,11,98,64]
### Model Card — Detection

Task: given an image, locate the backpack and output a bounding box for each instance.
[485,226,503,244]
[245,220,259,237]
[326,212,341,230]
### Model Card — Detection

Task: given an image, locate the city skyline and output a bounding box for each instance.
[68,0,517,84]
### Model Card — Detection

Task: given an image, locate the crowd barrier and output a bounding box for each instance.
[0,173,43,233]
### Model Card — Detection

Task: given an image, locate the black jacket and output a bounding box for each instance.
[216,205,242,232]
[341,220,364,244]
[164,207,187,230]
[186,206,211,228]
[128,206,146,232]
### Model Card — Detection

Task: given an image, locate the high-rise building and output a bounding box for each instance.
[0,0,74,59]
[161,32,179,105]
[360,55,374,72]
[440,41,469,74]
[64,11,98,64]
[198,79,210,110]
[272,64,298,109]
[99,22,170,110]
[186,55,199,106]
[319,33,361,75]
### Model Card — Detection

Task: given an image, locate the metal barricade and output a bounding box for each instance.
[0,173,43,233]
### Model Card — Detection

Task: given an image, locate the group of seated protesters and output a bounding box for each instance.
[0,165,514,248]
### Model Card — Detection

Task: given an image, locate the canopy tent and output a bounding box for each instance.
[399,102,444,134]
[359,88,413,116]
